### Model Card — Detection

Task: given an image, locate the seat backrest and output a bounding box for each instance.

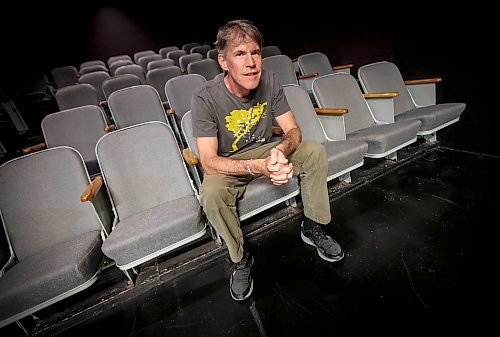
[313,73,375,134]
[263,55,298,85]
[298,52,334,76]
[55,83,99,110]
[190,44,211,57]
[109,59,134,76]
[41,105,107,175]
[107,54,132,67]
[138,54,162,71]
[96,121,194,220]
[165,74,206,124]
[0,147,101,261]
[207,48,218,62]
[146,66,183,103]
[133,50,155,64]
[50,66,79,89]
[102,74,142,100]
[282,85,327,144]
[262,45,282,58]
[79,71,111,101]
[179,53,203,73]
[79,64,108,75]
[358,61,416,115]
[182,42,200,53]
[114,64,146,84]
[167,50,187,66]
[187,58,222,81]
[159,46,179,58]
[147,58,175,71]
[80,60,105,69]
[107,84,167,128]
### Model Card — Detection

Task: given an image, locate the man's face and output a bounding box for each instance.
[218,37,262,97]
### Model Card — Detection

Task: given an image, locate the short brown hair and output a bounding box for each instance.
[215,19,264,56]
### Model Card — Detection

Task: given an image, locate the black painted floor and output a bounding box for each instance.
[5,147,498,336]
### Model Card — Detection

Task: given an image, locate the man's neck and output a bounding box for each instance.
[224,75,250,98]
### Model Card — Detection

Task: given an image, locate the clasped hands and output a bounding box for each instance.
[264,147,293,185]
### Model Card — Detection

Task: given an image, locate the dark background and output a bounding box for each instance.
[1,2,497,156]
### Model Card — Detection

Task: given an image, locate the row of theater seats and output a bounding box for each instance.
[51,44,282,115]
[51,42,281,101]
[1,46,465,329]
[264,53,465,144]
[42,54,465,184]
[0,122,207,329]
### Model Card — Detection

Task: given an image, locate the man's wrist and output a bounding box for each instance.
[274,145,285,155]
[245,159,256,175]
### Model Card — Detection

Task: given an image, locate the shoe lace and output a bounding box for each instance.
[311,225,328,242]
[310,226,338,252]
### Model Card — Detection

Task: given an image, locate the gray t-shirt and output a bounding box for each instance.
[191,69,290,157]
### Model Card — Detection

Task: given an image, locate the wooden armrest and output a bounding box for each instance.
[404,77,442,85]
[332,63,353,70]
[182,148,199,165]
[363,92,399,98]
[104,124,116,132]
[80,176,103,202]
[298,72,319,80]
[314,108,348,115]
[22,142,46,154]
[291,57,298,62]
[272,126,283,135]
[166,108,175,115]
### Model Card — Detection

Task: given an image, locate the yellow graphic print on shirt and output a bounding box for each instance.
[225,102,268,152]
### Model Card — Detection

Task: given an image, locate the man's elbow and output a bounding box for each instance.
[290,127,302,143]
[199,157,216,175]
[202,165,217,175]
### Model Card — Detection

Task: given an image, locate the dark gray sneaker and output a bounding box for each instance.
[301,222,344,262]
[230,249,254,301]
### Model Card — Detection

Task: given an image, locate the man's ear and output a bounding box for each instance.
[218,53,227,72]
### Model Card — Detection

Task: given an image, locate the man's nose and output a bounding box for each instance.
[245,54,256,67]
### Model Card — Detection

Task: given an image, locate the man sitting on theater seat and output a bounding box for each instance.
[191,19,344,301]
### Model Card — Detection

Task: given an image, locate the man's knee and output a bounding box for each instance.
[299,141,327,166]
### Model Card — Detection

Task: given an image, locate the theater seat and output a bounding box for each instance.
[358,61,466,142]
[0,147,106,328]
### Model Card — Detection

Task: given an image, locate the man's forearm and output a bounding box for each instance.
[275,127,302,157]
[202,155,252,176]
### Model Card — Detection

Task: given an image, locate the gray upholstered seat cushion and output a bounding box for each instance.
[324,140,368,177]
[237,176,300,217]
[396,103,465,132]
[347,119,421,154]
[101,196,203,267]
[0,230,102,321]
